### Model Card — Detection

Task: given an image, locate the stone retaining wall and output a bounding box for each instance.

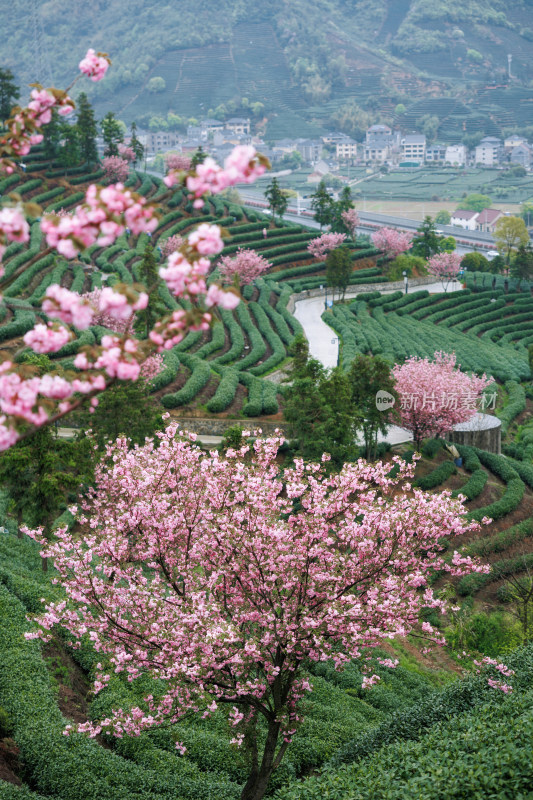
[286,276,442,313]
[174,417,290,436]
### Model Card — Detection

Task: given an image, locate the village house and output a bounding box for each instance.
[425,144,446,162]
[445,144,467,166]
[364,124,399,162]
[336,138,357,161]
[475,137,503,167]
[400,134,426,163]
[476,208,505,233]
[450,209,479,230]
[226,117,251,135]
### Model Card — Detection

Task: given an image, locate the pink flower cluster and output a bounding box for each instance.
[1,47,103,171]
[103,156,130,184]
[371,227,413,259]
[75,335,141,381]
[165,145,267,208]
[117,144,136,163]
[159,234,183,259]
[0,359,106,447]
[393,351,493,446]
[42,285,95,329]
[427,252,463,291]
[307,232,346,259]
[0,205,30,266]
[41,183,158,258]
[164,153,192,173]
[23,323,71,354]
[341,208,360,239]
[78,49,110,82]
[218,247,272,286]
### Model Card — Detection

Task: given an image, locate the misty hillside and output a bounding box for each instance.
[5,0,533,139]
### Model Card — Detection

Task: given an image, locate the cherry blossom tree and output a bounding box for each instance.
[117,143,136,163]
[102,155,129,183]
[371,227,413,259]
[159,234,184,259]
[307,232,346,259]
[392,352,493,448]
[165,153,192,173]
[218,247,271,286]
[341,208,359,240]
[427,251,463,292]
[27,426,488,800]
[0,52,267,450]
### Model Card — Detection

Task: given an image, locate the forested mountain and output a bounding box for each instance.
[5,0,533,139]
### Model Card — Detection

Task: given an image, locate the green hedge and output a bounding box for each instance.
[148,348,181,392]
[206,368,240,412]
[415,460,456,490]
[161,353,211,408]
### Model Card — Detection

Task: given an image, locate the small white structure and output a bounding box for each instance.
[450,209,479,230]
[445,144,467,166]
[448,413,501,454]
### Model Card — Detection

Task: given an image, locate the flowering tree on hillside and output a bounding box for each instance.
[102,155,129,183]
[27,427,488,800]
[341,207,359,240]
[219,247,271,286]
[371,227,413,259]
[117,143,135,163]
[0,51,267,450]
[165,153,192,173]
[307,231,346,259]
[427,251,463,292]
[159,234,184,258]
[392,352,493,448]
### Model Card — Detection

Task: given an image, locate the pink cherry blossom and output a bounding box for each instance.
[42,285,95,329]
[307,232,346,259]
[371,227,413,259]
[218,248,271,285]
[392,351,493,448]
[187,223,224,256]
[427,252,463,292]
[0,206,30,244]
[103,156,130,183]
[341,208,360,239]
[26,431,488,798]
[205,284,240,309]
[78,49,110,82]
[23,323,71,354]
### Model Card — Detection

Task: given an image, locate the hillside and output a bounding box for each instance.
[5,1,533,140]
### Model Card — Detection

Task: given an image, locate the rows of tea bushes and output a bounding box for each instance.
[275,653,533,799]
[323,289,531,382]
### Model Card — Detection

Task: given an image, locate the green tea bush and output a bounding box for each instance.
[161,353,211,408]
[206,368,240,413]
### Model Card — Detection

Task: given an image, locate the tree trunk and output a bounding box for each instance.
[17,508,23,539]
[240,720,281,800]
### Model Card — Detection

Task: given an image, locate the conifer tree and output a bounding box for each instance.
[264,177,288,222]
[134,244,165,337]
[101,111,124,157]
[76,92,98,165]
[310,180,333,229]
[129,121,144,166]
[0,68,20,123]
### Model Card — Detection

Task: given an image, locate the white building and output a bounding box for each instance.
[445,144,467,166]
[336,138,357,160]
[401,134,426,162]
[475,137,503,167]
[450,209,479,230]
